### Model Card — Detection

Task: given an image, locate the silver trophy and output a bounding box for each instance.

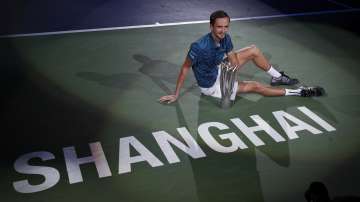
[219,60,238,109]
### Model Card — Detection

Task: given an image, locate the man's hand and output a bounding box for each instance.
[226,51,241,71]
[220,61,240,72]
[229,63,240,71]
[159,94,178,104]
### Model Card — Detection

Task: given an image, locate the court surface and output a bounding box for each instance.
[1,1,360,202]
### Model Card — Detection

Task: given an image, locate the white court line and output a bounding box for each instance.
[326,0,354,9]
[1,8,360,38]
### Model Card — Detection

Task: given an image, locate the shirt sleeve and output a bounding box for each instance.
[187,43,200,65]
[225,34,234,54]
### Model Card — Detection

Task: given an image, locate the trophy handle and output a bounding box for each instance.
[219,61,237,109]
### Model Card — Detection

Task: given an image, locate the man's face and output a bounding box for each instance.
[210,17,230,41]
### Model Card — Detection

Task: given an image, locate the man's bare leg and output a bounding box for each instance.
[235,45,271,71]
[237,81,285,96]
[234,45,299,86]
[237,81,325,97]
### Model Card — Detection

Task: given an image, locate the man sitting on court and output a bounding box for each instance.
[159,10,324,104]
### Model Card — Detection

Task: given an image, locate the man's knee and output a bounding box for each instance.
[236,45,260,60]
[239,81,264,93]
[250,81,264,92]
[249,45,261,57]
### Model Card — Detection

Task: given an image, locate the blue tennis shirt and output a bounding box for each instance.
[187,33,233,88]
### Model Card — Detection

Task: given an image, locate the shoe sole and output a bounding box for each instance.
[270,80,299,86]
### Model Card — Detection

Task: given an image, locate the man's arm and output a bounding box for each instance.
[159,56,192,104]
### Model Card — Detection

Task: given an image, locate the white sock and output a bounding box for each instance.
[266,66,282,78]
[285,88,301,96]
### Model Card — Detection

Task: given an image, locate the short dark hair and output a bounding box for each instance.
[210,10,230,25]
[304,182,330,202]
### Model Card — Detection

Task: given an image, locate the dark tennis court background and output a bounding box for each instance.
[1,1,360,202]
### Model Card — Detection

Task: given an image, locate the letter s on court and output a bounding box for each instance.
[13,151,60,193]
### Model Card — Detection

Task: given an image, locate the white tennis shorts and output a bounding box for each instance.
[199,67,238,100]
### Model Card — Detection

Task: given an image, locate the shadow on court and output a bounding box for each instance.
[305,181,360,202]
[190,90,336,202]
[76,72,139,89]
[76,54,199,128]
[134,54,198,95]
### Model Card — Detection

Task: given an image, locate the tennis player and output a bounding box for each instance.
[159,10,324,104]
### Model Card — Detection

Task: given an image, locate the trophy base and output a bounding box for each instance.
[220,97,233,109]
